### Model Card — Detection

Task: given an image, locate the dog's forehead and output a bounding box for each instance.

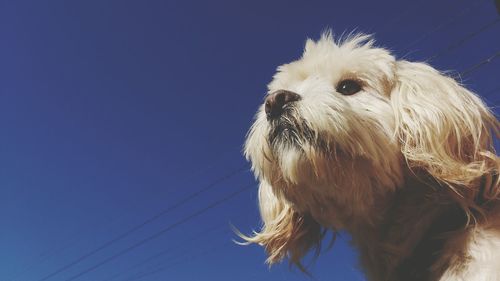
[267,37,395,93]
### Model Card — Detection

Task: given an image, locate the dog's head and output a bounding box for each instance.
[243,33,499,266]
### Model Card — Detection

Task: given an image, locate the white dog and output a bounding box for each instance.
[241,32,500,281]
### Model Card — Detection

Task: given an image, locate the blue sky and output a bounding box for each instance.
[1,0,499,281]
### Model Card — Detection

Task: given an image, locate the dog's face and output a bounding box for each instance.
[246,35,403,227]
[243,33,498,265]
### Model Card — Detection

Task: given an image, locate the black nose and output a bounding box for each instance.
[264,90,301,120]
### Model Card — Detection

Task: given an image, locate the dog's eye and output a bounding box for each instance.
[336,79,362,96]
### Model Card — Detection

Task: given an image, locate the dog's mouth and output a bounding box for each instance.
[269,121,299,146]
[268,112,315,149]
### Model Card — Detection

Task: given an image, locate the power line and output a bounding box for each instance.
[61,183,253,281]
[99,221,229,281]
[377,0,469,36]
[461,50,500,77]
[428,17,500,61]
[123,241,226,281]
[120,229,230,281]
[7,212,124,281]
[35,164,249,281]
[102,209,251,281]
[402,0,486,52]
[9,145,245,281]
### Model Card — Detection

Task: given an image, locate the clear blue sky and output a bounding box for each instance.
[1,0,499,281]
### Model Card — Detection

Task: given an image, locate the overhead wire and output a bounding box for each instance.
[428,18,500,61]
[122,241,228,281]
[99,220,230,281]
[35,164,249,281]
[10,146,247,281]
[61,183,253,281]
[460,50,500,77]
[401,0,486,52]
[8,210,125,281]
[9,143,246,281]
[101,207,252,281]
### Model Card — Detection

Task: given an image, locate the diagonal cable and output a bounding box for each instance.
[402,0,486,52]
[36,164,248,281]
[61,183,253,281]
[461,50,500,77]
[429,18,500,61]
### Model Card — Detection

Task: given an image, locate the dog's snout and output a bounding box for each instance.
[264,90,301,120]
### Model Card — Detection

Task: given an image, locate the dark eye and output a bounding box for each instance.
[336,79,362,96]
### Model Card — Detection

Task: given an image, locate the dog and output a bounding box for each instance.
[240,32,500,281]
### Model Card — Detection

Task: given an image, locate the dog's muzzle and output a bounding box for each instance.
[265,90,301,120]
[264,90,315,148]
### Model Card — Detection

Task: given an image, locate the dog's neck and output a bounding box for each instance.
[344,175,468,281]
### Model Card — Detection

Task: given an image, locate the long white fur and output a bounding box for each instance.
[240,32,500,281]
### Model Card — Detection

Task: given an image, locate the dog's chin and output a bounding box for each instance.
[269,123,301,149]
[266,119,338,186]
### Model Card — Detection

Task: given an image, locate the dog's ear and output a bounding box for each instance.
[240,181,324,266]
[391,61,500,209]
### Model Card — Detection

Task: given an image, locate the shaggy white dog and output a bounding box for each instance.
[241,33,500,281]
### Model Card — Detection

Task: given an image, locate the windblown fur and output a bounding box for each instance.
[240,32,500,281]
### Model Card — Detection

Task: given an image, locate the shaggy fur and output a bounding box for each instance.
[240,32,500,281]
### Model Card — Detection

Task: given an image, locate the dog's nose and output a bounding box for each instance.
[264,90,301,120]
